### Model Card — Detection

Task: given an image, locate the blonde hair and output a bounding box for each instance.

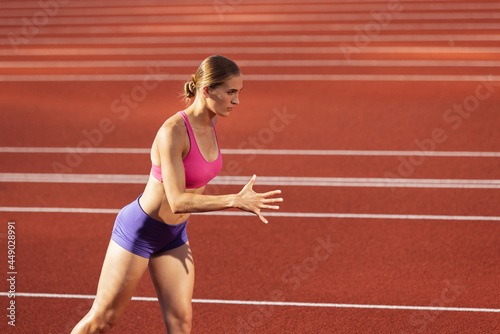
[184,55,241,100]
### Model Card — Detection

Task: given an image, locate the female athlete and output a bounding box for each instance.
[71,55,283,333]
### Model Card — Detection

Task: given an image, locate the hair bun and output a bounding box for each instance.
[184,75,197,99]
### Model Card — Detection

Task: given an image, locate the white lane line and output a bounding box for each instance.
[2,147,500,157]
[220,149,500,158]
[2,3,499,16]
[2,46,500,56]
[1,207,499,221]
[214,176,500,189]
[1,74,500,82]
[2,59,500,68]
[1,23,499,35]
[3,12,500,25]
[0,292,500,313]
[0,0,491,9]
[1,34,500,46]
[0,147,151,154]
[200,212,500,221]
[0,292,499,313]
[2,34,500,46]
[1,173,500,189]
[0,173,151,184]
[0,207,121,214]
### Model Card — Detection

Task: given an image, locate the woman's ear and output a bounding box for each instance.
[201,85,211,99]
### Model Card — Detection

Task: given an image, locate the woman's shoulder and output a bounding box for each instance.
[154,112,189,150]
[158,112,185,136]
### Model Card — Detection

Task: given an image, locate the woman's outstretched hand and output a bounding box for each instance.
[235,175,283,224]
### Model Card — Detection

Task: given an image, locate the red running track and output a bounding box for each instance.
[1,0,500,333]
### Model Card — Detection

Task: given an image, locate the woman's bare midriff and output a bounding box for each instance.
[139,174,205,225]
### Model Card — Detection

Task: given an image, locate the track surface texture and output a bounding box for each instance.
[1,0,499,333]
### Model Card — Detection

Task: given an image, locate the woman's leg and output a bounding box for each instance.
[148,242,195,334]
[71,240,149,334]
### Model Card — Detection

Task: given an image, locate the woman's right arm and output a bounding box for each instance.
[157,122,282,224]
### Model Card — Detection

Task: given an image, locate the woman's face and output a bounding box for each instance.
[205,75,243,117]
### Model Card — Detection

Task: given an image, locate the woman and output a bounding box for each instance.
[71,55,283,333]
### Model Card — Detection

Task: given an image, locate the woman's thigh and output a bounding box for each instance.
[148,243,195,323]
[92,240,149,315]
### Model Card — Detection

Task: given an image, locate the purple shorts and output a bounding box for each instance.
[111,195,188,258]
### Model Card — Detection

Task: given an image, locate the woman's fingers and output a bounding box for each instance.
[262,189,281,197]
[258,212,268,224]
[261,191,282,211]
[263,197,283,203]
[245,174,257,189]
[240,175,283,223]
[262,205,280,210]
[240,175,257,194]
[261,198,281,209]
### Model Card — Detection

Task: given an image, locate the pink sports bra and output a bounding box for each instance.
[151,111,222,189]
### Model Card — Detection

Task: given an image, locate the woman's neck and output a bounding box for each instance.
[184,97,215,128]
